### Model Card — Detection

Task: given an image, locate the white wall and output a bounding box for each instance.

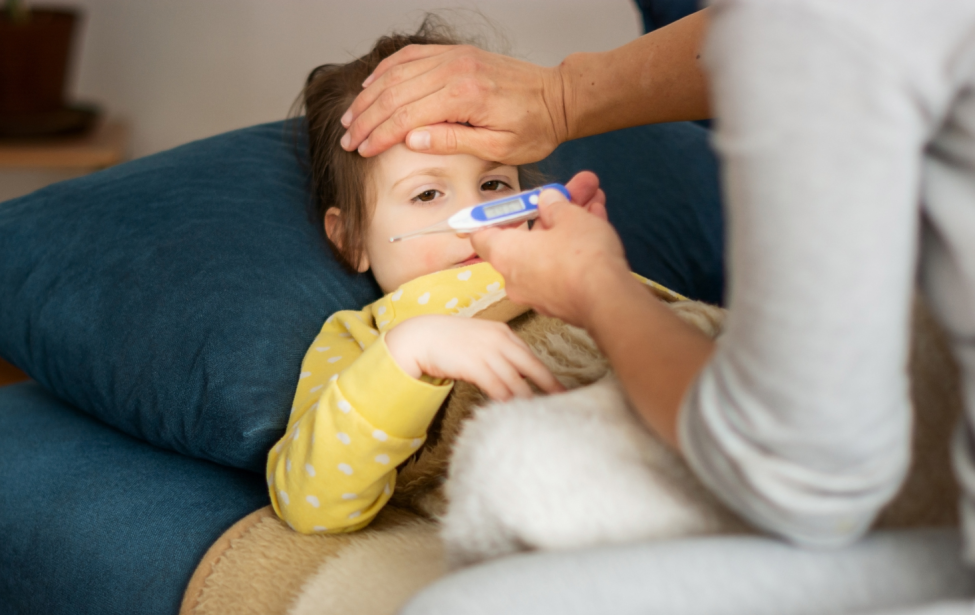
[0,0,642,201]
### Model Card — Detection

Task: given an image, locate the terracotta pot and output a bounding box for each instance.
[0,8,79,115]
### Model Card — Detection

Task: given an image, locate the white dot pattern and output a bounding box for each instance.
[299,371,311,379]
[274,265,509,533]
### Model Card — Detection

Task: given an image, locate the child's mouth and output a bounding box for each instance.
[456,255,483,267]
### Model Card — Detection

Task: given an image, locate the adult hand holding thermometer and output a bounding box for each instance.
[389,184,570,242]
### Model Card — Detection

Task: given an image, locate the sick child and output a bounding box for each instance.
[266,20,584,534]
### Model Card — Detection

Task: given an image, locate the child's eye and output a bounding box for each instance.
[411,189,441,203]
[481,180,511,192]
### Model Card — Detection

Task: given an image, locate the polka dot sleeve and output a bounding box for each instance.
[267,326,451,534]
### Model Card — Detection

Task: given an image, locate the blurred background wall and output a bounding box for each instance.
[0,0,642,202]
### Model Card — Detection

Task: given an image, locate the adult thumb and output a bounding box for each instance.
[406,123,505,159]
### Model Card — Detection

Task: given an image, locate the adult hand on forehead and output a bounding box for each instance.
[471,175,628,328]
[339,44,567,164]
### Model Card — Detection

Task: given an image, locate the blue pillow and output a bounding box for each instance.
[0,119,723,473]
[0,121,381,472]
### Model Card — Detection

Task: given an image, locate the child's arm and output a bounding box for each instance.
[267,309,452,534]
[268,312,563,534]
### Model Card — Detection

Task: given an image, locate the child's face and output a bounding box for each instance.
[357,144,521,293]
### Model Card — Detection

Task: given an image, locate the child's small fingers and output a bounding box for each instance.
[486,356,533,399]
[473,363,515,401]
[504,345,564,394]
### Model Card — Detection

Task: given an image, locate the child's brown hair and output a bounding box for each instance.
[296,15,542,272]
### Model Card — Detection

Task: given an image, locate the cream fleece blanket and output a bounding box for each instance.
[180,292,959,615]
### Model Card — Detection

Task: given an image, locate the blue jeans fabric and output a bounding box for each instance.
[0,382,269,615]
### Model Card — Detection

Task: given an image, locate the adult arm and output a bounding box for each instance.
[472,192,713,448]
[475,0,926,545]
[340,10,710,163]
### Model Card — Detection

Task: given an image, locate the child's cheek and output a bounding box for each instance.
[417,242,451,273]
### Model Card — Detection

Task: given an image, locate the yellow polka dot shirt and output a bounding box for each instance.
[267,262,682,534]
[267,262,506,534]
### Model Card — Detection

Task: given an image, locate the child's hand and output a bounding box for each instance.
[385,315,565,400]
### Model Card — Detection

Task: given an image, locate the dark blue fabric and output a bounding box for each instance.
[634,0,702,33]
[539,122,725,305]
[0,382,269,615]
[0,121,382,472]
[0,119,723,479]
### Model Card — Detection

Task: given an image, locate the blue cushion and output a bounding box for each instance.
[0,120,723,475]
[0,121,381,472]
[0,382,269,615]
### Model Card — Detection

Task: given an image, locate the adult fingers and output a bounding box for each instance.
[565,171,600,206]
[361,44,456,90]
[470,224,531,274]
[587,196,609,221]
[354,86,493,158]
[404,123,513,160]
[536,188,574,228]
[342,53,459,151]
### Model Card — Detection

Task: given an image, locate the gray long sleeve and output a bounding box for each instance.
[679,0,975,550]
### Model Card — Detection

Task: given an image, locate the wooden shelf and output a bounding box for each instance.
[0,120,129,170]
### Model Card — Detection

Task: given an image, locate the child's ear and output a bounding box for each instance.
[324,207,370,273]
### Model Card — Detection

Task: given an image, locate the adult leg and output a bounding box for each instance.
[400,530,975,615]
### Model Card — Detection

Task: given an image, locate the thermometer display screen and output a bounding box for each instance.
[482,199,525,219]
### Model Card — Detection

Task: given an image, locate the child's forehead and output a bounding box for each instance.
[372,144,514,187]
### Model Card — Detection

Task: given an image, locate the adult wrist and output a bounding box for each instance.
[574,254,640,331]
[556,52,588,142]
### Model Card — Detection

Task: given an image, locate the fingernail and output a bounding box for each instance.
[340,133,351,150]
[539,188,565,205]
[408,131,431,150]
[362,74,375,88]
[340,111,352,128]
[358,139,369,155]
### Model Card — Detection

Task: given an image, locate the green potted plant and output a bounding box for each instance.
[0,0,95,136]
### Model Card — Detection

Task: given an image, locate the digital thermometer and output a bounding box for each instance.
[389,183,570,243]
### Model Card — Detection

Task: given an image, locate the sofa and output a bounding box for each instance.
[0,111,728,614]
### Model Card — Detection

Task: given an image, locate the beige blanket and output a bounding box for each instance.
[180,291,960,615]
